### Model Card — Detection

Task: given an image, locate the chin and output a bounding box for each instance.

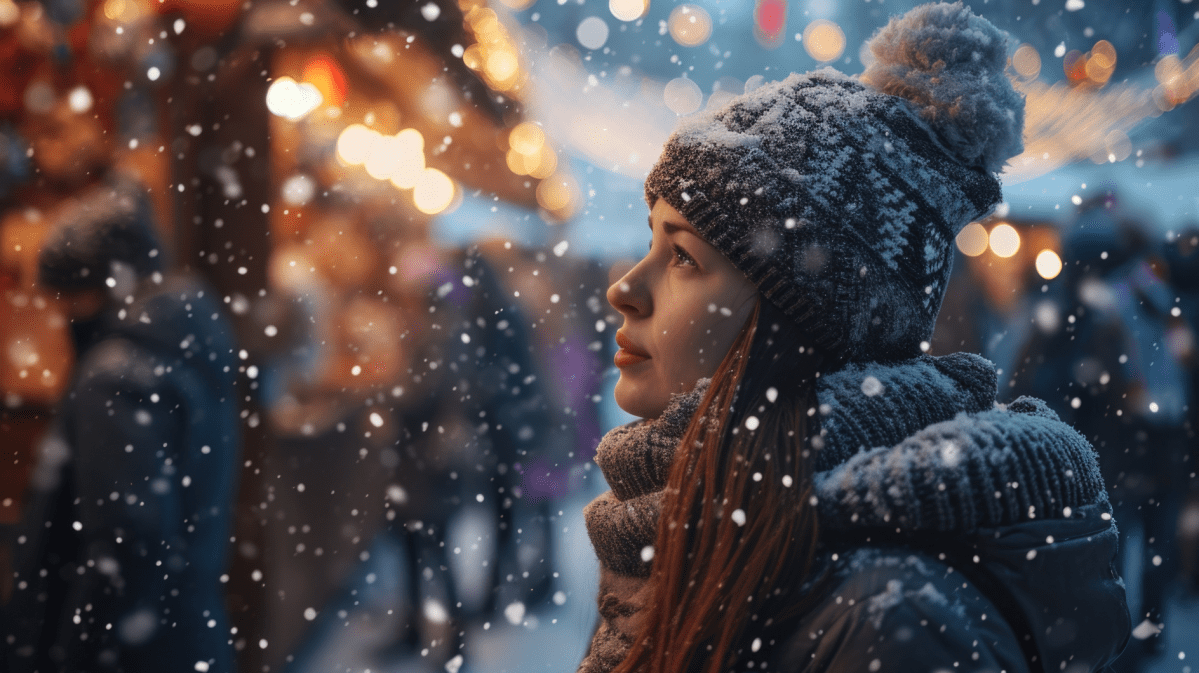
[613,376,667,420]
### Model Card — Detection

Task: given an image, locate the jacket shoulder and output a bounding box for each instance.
[769,547,1030,673]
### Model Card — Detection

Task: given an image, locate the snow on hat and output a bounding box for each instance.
[645,2,1024,363]
[39,178,165,291]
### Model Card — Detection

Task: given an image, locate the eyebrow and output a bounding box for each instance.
[647,216,699,236]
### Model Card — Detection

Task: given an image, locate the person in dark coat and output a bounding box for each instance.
[4,179,240,673]
[578,4,1129,673]
[380,243,553,658]
[1006,204,1190,664]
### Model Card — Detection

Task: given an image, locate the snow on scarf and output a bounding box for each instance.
[578,352,1106,673]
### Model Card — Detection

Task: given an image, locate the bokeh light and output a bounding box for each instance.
[668,5,712,48]
[337,124,376,165]
[462,6,528,92]
[103,0,140,21]
[989,223,1021,258]
[1063,49,1087,83]
[301,55,347,108]
[413,168,455,215]
[609,0,648,22]
[536,172,580,217]
[577,16,610,50]
[754,0,787,48]
[266,77,323,120]
[67,86,94,114]
[802,20,845,63]
[509,122,546,156]
[1085,40,1117,85]
[1035,249,1063,280]
[506,123,558,179]
[281,174,316,206]
[956,222,989,257]
[0,0,17,26]
[389,129,426,188]
[663,77,703,115]
[1012,44,1041,79]
[486,48,519,84]
[364,134,403,180]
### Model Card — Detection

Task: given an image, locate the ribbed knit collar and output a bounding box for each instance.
[810,352,998,472]
[809,353,1105,534]
[581,353,1109,673]
[592,352,998,505]
[590,352,1105,550]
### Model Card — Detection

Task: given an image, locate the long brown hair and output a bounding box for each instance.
[613,298,829,673]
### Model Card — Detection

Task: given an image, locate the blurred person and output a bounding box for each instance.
[580,5,1128,673]
[1007,201,1189,665]
[377,237,552,660]
[268,211,553,671]
[1161,226,1199,595]
[3,179,240,673]
[476,238,617,607]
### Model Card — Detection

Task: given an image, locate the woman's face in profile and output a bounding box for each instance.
[607,199,757,419]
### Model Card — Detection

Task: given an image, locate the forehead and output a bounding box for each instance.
[648,200,698,235]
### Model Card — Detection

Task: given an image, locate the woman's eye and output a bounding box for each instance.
[673,246,697,267]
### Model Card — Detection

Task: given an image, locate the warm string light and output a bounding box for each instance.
[336,124,455,215]
[265,57,346,121]
[301,55,347,108]
[958,224,1061,281]
[266,77,323,120]
[1035,249,1063,280]
[955,222,1028,261]
[989,224,1021,259]
[506,122,557,179]
[1007,42,1199,182]
[459,2,527,93]
[955,222,989,257]
[536,172,580,219]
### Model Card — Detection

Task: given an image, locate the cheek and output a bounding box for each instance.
[663,311,740,385]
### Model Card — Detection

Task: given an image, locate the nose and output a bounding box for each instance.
[607,262,651,318]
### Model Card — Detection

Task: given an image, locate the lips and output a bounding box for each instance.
[614,331,650,368]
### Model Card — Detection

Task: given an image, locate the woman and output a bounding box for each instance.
[580,4,1130,673]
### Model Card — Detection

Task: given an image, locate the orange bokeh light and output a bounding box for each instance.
[1063,50,1088,83]
[302,55,348,108]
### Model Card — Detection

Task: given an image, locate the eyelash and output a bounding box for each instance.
[672,245,697,268]
[647,240,698,269]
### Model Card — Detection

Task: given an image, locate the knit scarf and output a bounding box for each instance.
[577,352,1106,673]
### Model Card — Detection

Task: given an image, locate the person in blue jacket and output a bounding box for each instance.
[4,178,241,672]
[577,4,1129,673]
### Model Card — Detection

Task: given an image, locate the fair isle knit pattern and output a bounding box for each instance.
[578,355,1107,673]
[644,2,1024,362]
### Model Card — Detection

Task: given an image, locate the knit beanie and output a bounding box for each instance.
[39,178,165,291]
[645,2,1024,363]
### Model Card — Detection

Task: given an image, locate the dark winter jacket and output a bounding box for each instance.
[5,272,240,673]
[581,353,1129,673]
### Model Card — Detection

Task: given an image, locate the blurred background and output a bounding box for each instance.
[0,0,1197,671]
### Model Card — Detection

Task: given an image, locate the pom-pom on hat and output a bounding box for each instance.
[645,1,1024,363]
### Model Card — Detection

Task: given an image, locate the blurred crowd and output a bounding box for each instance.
[0,1,1197,673]
[932,199,1199,673]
